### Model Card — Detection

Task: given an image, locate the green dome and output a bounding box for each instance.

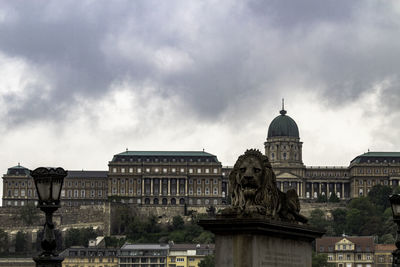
[267,109,299,138]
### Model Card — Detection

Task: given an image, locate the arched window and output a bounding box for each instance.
[179,198,185,205]
[171,198,176,205]
[145,198,150,204]
[162,198,167,205]
[154,198,159,205]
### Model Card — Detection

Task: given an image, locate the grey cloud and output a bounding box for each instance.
[0,0,400,126]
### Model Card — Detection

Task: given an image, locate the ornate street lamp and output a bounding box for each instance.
[31,167,67,267]
[390,194,400,267]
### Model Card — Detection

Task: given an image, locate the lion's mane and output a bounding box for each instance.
[229,149,280,217]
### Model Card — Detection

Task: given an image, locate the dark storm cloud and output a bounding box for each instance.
[0,0,399,125]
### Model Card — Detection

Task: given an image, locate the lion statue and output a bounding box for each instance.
[222,149,307,223]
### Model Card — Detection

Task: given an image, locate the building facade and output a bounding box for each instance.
[60,247,118,267]
[119,244,169,267]
[107,151,227,206]
[167,244,214,267]
[2,152,227,208]
[316,236,375,267]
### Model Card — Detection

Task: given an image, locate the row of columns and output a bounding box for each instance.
[142,178,188,196]
[277,181,349,199]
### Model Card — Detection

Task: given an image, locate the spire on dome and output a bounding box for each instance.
[280,98,287,115]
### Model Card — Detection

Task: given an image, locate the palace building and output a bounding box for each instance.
[3,105,400,207]
[2,151,227,207]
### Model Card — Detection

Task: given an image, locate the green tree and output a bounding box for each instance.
[380,233,395,244]
[312,252,334,267]
[15,231,27,253]
[328,193,340,203]
[309,209,329,230]
[316,194,327,203]
[198,254,215,267]
[172,216,185,230]
[18,203,40,225]
[193,231,214,244]
[331,209,347,236]
[367,185,392,212]
[0,229,8,254]
[64,227,98,248]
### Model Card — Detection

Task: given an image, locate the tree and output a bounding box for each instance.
[316,194,327,203]
[0,229,8,254]
[15,231,27,253]
[18,203,40,225]
[380,233,395,244]
[312,252,334,267]
[309,209,329,230]
[64,227,98,248]
[331,209,347,236]
[328,193,340,203]
[172,216,185,230]
[199,254,215,267]
[367,185,392,212]
[193,231,214,244]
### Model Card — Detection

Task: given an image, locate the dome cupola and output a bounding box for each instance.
[267,104,299,139]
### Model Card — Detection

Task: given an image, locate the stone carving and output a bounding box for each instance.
[223,149,307,223]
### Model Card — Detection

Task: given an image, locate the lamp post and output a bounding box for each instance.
[390,194,400,267]
[31,167,67,267]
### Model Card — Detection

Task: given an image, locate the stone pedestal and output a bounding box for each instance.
[199,218,324,267]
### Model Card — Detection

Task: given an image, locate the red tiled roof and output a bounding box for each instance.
[375,244,396,252]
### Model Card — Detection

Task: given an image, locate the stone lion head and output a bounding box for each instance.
[229,149,280,217]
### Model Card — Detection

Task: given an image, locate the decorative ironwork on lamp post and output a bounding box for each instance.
[31,167,67,267]
[390,194,400,267]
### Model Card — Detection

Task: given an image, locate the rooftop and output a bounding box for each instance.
[116,151,216,157]
[121,243,170,250]
[351,152,400,164]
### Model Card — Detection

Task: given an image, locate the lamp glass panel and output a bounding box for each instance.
[394,205,400,216]
[51,179,63,201]
[36,178,51,202]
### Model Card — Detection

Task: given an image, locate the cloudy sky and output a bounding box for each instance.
[1,0,400,201]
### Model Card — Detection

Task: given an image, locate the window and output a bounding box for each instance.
[197,168,201,173]
[137,168,142,173]
[346,254,350,260]
[121,168,125,173]
[357,254,362,260]
[213,168,218,174]
[98,190,102,197]
[359,188,363,196]
[81,190,85,197]
[146,168,150,173]
[112,168,117,173]
[74,190,78,197]
[213,188,218,195]
[172,168,176,173]
[197,188,201,195]
[163,168,167,173]
[129,168,133,173]
[21,189,25,197]
[189,168,193,174]
[177,258,184,262]
[181,168,185,173]
[155,168,159,173]
[91,190,95,197]
[205,188,210,195]
[14,189,18,196]
[197,180,201,185]
[205,168,209,173]
[205,179,209,184]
